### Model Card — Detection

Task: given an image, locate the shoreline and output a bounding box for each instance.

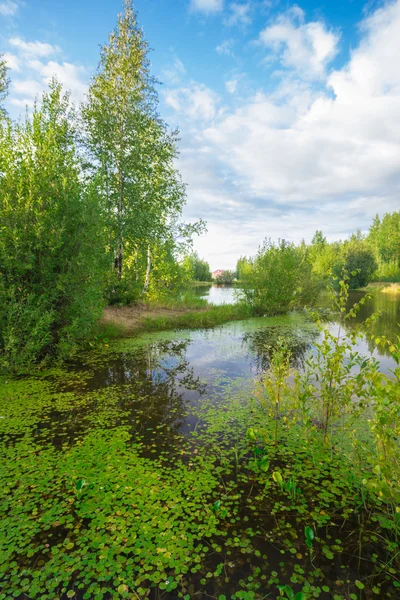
[98,302,253,337]
[356,281,400,293]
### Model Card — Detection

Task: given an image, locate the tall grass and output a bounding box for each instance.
[140,303,254,332]
[146,291,209,310]
[93,321,127,340]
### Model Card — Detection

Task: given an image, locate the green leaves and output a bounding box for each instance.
[0,80,106,371]
[355,580,365,590]
[304,526,314,542]
[239,237,322,316]
[246,428,257,442]
[259,455,270,473]
[304,526,314,549]
[277,585,306,600]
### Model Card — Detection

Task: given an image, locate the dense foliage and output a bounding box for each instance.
[0,83,106,371]
[236,212,399,316]
[239,239,322,315]
[0,2,202,371]
[369,212,400,281]
[308,216,399,284]
[181,251,212,281]
[215,270,236,284]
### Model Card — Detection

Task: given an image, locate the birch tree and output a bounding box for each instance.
[83,0,186,301]
[0,54,9,115]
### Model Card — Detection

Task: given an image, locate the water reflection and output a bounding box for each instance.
[87,294,399,414]
[242,324,319,372]
[345,290,400,352]
[189,284,237,305]
[87,340,205,392]
[86,339,207,442]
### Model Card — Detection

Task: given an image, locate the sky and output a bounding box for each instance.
[1,0,399,270]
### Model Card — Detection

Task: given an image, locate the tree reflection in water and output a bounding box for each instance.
[242,324,319,373]
[84,339,207,455]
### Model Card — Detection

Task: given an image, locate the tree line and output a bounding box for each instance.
[0,1,203,371]
[236,212,400,315]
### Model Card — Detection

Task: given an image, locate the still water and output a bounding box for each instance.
[190,283,238,304]
[87,289,399,411]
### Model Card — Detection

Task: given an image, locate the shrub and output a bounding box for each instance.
[0,82,106,371]
[239,239,322,315]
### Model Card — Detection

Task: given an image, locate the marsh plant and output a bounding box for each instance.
[249,273,400,597]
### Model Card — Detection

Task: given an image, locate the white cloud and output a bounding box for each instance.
[9,37,61,57]
[11,78,43,98]
[29,60,88,102]
[226,2,252,26]
[9,97,35,108]
[259,6,340,79]
[3,52,20,71]
[190,0,224,14]
[0,0,18,16]
[216,39,235,55]
[5,38,89,111]
[226,78,238,93]
[164,82,220,122]
[161,57,186,85]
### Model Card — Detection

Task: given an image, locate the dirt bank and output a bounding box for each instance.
[101,304,205,333]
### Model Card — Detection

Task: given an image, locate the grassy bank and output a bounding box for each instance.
[188,280,213,287]
[98,285,256,339]
[140,302,253,332]
[99,301,254,337]
[148,291,209,310]
[356,281,400,293]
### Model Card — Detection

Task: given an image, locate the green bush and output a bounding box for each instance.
[372,259,400,282]
[340,248,377,288]
[0,83,106,371]
[215,270,235,284]
[0,291,54,372]
[239,239,322,315]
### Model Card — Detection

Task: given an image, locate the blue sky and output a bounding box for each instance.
[1,0,399,269]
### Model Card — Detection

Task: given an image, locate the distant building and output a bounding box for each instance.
[211,269,225,279]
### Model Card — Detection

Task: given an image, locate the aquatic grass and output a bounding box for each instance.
[92,320,127,341]
[146,290,210,310]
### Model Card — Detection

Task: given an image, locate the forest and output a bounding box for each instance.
[0,2,400,600]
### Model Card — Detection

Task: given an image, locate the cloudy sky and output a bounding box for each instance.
[1,0,399,269]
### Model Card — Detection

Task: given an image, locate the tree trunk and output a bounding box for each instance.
[117,243,123,280]
[143,244,151,293]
